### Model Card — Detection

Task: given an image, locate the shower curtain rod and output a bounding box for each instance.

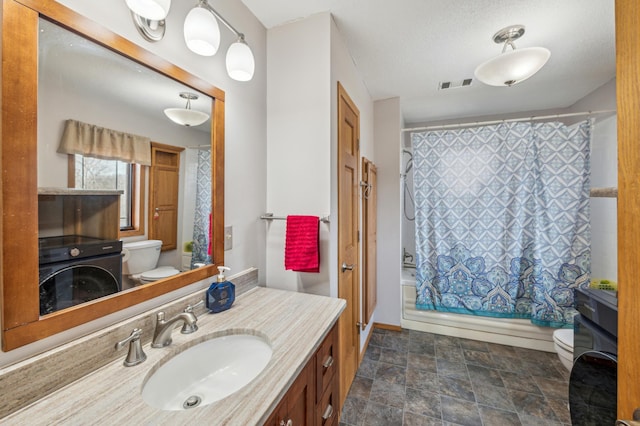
[401,109,616,133]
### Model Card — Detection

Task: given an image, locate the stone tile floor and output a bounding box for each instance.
[340,327,571,426]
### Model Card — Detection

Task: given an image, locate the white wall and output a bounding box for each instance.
[265,12,376,349]
[373,97,403,326]
[0,0,267,367]
[570,79,617,281]
[265,13,332,295]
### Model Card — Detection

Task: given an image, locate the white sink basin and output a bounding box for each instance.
[141,333,272,411]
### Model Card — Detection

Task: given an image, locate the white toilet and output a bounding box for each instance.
[553,328,574,371]
[122,240,180,284]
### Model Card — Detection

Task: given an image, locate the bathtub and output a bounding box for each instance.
[400,267,555,352]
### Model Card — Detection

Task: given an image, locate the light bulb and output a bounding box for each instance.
[125,0,171,21]
[184,6,220,56]
[226,40,255,82]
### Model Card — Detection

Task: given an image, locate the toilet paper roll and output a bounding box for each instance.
[121,247,130,263]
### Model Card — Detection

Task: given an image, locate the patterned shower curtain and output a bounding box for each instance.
[412,120,591,327]
[191,149,212,268]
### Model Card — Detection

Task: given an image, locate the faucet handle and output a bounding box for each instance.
[181,300,204,334]
[184,300,204,313]
[115,328,147,367]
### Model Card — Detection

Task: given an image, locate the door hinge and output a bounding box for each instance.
[357,230,360,242]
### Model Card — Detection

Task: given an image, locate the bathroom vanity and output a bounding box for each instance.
[264,322,339,425]
[0,285,345,425]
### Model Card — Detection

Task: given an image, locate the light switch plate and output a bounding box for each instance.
[224,226,232,251]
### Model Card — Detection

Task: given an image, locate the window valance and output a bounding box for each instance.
[57,119,151,166]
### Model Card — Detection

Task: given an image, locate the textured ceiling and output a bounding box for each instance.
[241,0,616,125]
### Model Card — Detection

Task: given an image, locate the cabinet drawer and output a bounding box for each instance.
[315,326,337,403]
[316,380,339,426]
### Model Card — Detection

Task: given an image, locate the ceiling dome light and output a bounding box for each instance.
[226,37,255,82]
[184,5,220,56]
[474,25,550,87]
[164,92,210,127]
[125,0,171,21]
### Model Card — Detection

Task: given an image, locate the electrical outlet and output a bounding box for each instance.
[224,226,233,251]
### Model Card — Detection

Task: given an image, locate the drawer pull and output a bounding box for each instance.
[322,404,334,420]
[322,355,334,369]
[279,420,293,426]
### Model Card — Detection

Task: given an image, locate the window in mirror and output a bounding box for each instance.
[70,156,145,236]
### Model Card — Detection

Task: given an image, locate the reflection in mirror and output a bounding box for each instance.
[1,0,224,351]
[36,19,212,314]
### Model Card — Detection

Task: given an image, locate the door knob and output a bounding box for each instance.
[341,262,354,272]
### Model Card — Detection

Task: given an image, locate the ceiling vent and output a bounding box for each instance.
[439,78,473,90]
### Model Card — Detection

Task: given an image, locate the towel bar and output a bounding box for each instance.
[260,213,330,223]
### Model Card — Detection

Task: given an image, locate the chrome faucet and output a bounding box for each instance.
[151,311,198,348]
[180,300,204,334]
[403,248,414,264]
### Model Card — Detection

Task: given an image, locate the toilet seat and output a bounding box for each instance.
[140,266,180,282]
[553,329,574,371]
[554,329,574,352]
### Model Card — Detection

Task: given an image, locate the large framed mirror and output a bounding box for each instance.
[1,0,225,350]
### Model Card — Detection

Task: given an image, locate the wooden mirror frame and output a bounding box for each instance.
[1,0,225,351]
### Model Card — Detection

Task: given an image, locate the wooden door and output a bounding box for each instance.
[361,158,377,332]
[616,0,640,419]
[149,142,183,251]
[337,82,360,407]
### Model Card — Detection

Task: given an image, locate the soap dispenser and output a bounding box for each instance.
[206,266,235,313]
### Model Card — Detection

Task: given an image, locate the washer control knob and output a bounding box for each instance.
[70,247,80,257]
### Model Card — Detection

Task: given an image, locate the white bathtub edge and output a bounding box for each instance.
[401,284,555,352]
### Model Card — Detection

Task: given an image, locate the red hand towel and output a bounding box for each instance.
[207,213,212,256]
[285,215,320,273]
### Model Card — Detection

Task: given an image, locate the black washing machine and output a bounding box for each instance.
[569,287,618,426]
[38,235,122,316]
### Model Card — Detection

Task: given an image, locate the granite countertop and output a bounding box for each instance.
[3,287,346,425]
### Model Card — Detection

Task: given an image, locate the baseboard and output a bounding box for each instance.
[373,322,402,332]
[359,325,374,364]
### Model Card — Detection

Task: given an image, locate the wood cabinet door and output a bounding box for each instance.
[265,361,314,426]
[286,361,314,425]
[263,398,287,426]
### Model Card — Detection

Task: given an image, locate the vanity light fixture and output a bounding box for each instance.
[125,0,255,82]
[474,25,550,87]
[184,0,255,82]
[125,0,170,42]
[164,92,210,127]
[125,0,171,21]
